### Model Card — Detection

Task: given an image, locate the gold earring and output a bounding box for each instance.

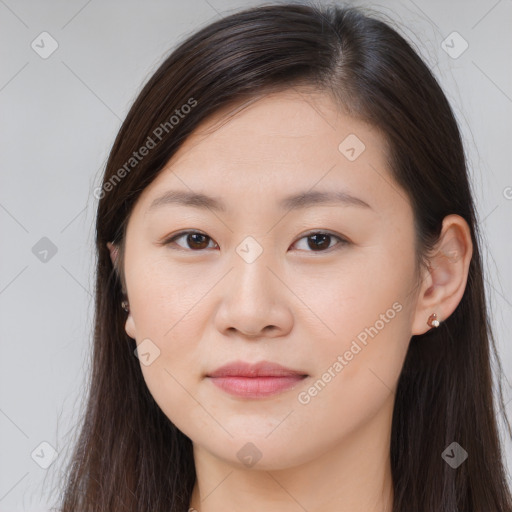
[427,313,440,328]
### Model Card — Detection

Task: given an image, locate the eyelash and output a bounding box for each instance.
[161,230,350,254]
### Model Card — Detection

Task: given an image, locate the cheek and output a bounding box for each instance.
[127,256,211,339]
[292,243,415,347]
[295,293,411,449]
[125,260,210,427]
[296,242,415,407]
[139,359,210,439]
[135,310,207,436]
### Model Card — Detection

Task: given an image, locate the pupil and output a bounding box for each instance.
[188,233,208,249]
[309,234,330,251]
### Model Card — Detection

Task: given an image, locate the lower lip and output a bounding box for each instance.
[208,375,307,398]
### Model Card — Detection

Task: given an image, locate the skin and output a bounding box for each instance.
[108,89,472,512]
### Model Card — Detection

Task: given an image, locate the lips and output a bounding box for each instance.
[207,360,307,378]
[206,360,308,398]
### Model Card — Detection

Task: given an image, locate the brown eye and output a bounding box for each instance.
[164,231,217,251]
[185,233,210,250]
[292,231,348,253]
[163,230,348,253]
[307,233,331,251]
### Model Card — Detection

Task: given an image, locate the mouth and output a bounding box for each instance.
[206,360,308,399]
[207,375,308,398]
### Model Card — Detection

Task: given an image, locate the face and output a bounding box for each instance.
[121,89,420,470]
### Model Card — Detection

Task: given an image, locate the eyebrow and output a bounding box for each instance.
[146,189,373,214]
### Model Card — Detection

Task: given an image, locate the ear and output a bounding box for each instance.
[107,241,126,292]
[107,242,136,339]
[107,241,119,268]
[411,214,473,335]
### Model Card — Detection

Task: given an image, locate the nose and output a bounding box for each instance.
[213,251,294,340]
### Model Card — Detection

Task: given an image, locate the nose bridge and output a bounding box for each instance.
[230,234,276,304]
[212,234,293,338]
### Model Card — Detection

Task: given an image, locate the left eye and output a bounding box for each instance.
[162,230,349,253]
[292,232,348,252]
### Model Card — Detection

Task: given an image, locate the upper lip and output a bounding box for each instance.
[207,360,307,378]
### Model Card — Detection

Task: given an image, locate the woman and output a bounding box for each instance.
[57,3,512,511]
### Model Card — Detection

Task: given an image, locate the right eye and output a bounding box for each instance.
[162,230,219,251]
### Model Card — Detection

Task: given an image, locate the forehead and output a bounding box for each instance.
[136,89,402,216]
[174,90,388,166]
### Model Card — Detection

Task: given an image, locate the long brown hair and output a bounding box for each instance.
[55,3,512,511]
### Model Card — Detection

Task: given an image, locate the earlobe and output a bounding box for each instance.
[411,214,473,336]
[125,313,137,340]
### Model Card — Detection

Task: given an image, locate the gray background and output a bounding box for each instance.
[0,0,511,509]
